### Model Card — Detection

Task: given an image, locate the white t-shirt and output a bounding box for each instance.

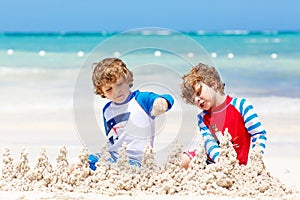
[103,90,174,162]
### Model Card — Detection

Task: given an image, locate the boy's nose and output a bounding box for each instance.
[114,88,122,95]
[194,96,200,104]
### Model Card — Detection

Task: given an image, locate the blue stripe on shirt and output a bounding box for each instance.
[204,139,216,148]
[259,143,266,148]
[198,115,203,125]
[211,152,220,162]
[250,130,266,137]
[251,134,267,142]
[106,112,130,134]
[243,104,253,117]
[245,113,258,124]
[259,134,267,140]
[239,98,246,116]
[232,98,237,107]
[202,132,211,137]
[208,145,219,156]
[200,126,209,131]
[247,122,262,132]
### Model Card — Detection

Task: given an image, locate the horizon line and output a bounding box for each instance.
[1,29,300,36]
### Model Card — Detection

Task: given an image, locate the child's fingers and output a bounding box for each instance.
[151,98,168,116]
[156,98,168,110]
[151,107,163,116]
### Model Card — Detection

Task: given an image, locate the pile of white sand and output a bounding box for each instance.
[0,129,299,199]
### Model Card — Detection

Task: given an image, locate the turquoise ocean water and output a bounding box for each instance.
[1,30,300,145]
[1,31,300,98]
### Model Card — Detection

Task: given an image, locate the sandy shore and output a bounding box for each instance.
[0,191,263,200]
[0,191,264,200]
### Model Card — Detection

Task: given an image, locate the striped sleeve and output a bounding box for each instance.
[233,98,267,154]
[198,114,220,162]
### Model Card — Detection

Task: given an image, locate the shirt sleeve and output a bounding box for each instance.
[135,90,174,117]
[198,114,220,162]
[102,101,111,135]
[239,98,267,153]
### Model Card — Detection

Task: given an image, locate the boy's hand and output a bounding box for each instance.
[151,98,168,117]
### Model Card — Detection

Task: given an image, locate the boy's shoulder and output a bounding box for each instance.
[103,101,112,112]
[102,90,144,112]
[229,96,256,117]
[198,96,249,115]
[134,90,174,104]
[133,90,156,101]
[230,96,251,107]
[133,90,152,96]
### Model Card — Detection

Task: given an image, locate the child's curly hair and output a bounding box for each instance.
[181,63,225,104]
[92,58,133,98]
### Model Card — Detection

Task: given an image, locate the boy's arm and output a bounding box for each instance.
[135,91,174,117]
[184,115,221,163]
[198,115,221,162]
[240,98,267,154]
[201,125,221,162]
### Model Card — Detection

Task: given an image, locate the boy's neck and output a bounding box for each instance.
[216,93,227,106]
[207,94,228,113]
[209,93,227,112]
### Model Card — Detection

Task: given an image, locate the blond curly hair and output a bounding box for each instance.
[92,58,133,98]
[181,63,225,104]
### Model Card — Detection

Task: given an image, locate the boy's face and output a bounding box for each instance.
[101,77,131,103]
[192,82,217,110]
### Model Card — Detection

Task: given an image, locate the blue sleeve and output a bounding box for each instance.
[135,91,174,116]
[102,102,111,135]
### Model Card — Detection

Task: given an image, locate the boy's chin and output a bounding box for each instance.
[114,95,127,103]
[114,99,125,103]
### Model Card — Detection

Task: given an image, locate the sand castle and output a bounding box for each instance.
[0,129,299,199]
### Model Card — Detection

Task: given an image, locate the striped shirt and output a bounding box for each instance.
[188,95,267,165]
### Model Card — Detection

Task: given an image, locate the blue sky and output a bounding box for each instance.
[0,0,299,32]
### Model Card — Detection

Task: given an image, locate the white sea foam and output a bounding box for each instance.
[270,53,278,59]
[0,66,79,77]
[249,96,300,114]
[227,53,234,59]
[223,30,250,35]
[140,29,172,36]
[6,49,14,55]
